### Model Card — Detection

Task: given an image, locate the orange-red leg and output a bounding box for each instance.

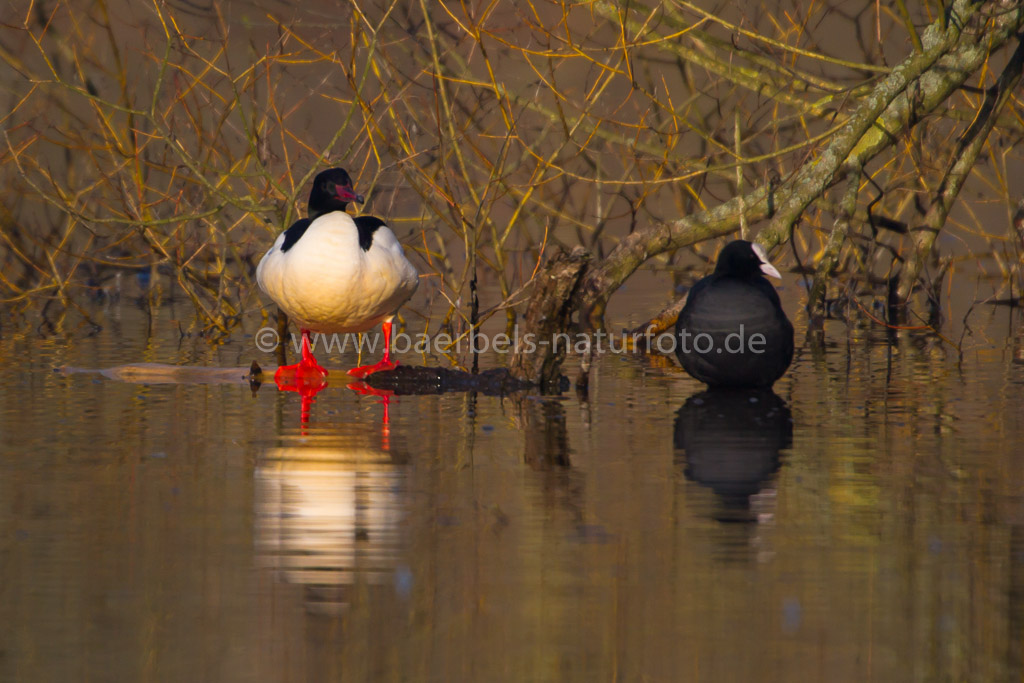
[275,329,328,384]
[348,319,399,378]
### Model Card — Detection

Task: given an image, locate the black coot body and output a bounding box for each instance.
[675,240,793,388]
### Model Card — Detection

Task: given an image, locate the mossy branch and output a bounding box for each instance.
[574,0,1023,328]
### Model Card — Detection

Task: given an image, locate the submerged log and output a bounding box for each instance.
[362,365,533,396]
[57,362,261,384]
[60,361,534,396]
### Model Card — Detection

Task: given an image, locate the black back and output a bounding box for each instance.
[354,216,386,252]
[280,218,312,253]
[278,208,385,254]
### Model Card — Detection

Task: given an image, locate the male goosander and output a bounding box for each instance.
[256,168,419,384]
[675,240,793,388]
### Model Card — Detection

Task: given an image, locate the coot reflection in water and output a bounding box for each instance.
[674,389,793,522]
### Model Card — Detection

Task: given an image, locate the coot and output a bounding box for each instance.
[674,240,793,388]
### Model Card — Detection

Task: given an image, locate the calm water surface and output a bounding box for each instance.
[2,282,1024,682]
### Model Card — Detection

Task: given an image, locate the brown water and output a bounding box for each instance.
[2,276,1024,682]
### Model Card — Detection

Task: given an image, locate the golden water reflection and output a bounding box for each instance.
[1,300,1023,681]
[255,431,408,616]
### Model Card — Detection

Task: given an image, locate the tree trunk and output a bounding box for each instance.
[508,247,590,391]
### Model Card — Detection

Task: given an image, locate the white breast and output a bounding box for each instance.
[256,212,418,333]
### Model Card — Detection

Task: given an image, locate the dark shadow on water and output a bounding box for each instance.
[673,388,793,523]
